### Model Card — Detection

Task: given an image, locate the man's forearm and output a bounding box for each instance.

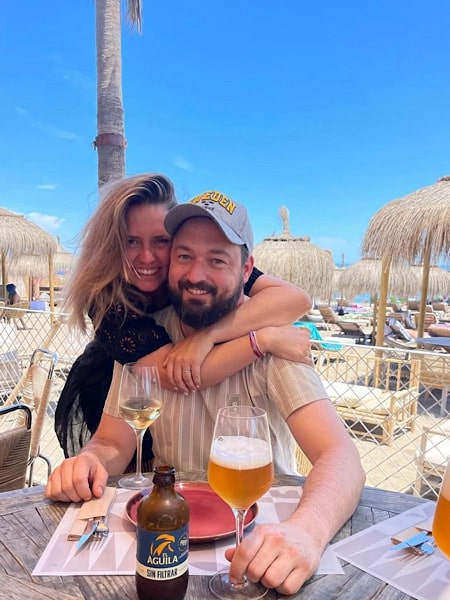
[290,448,365,549]
[203,282,311,345]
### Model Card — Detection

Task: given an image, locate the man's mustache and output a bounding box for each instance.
[178,280,217,296]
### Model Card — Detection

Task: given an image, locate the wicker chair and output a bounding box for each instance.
[0,404,32,492]
[5,348,58,486]
[3,301,29,329]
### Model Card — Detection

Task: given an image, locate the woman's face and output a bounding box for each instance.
[124,203,172,293]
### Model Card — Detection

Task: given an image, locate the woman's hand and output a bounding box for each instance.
[256,325,313,366]
[163,330,216,391]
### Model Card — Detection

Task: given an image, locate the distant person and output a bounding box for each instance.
[4,283,27,329]
[6,283,20,305]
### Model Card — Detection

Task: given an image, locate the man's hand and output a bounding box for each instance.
[224,521,322,595]
[45,454,108,503]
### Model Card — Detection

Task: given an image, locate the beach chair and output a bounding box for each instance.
[336,321,372,344]
[318,306,340,330]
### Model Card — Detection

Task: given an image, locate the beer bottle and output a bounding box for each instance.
[136,465,190,600]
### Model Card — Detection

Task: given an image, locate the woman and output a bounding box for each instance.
[55,173,312,463]
[6,283,20,305]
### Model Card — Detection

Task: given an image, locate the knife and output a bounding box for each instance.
[390,531,431,551]
[76,520,99,552]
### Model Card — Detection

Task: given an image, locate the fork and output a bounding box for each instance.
[92,516,109,541]
[410,538,436,556]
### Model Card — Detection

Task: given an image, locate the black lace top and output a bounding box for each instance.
[54,267,263,463]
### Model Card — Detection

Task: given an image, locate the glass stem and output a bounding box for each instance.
[232,507,249,586]
[135,429,145,481]
[233,508,247,547]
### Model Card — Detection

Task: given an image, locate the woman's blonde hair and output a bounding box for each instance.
[64,173,177,331]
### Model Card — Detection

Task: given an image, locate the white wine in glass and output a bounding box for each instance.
[118,363,162,489]
[208,405,274,599]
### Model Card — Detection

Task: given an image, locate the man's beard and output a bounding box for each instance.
[170,276,244,329]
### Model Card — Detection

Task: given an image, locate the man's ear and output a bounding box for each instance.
[242,255,254,284]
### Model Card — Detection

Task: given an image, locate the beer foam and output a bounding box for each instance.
[210,435,272,469]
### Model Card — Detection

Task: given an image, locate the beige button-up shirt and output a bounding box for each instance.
[104,306,328,474]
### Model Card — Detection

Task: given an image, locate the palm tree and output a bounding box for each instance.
[92,0,143,187]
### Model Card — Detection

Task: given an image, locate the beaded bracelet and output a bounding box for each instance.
[249,330,265,358]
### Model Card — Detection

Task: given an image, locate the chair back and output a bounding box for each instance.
[318,305,339,324]
[423,312,438,331]
[5,348,58,486]
[0,404,32,492]
[432,302,449,313]
[386,302,402,312]
[4,301,29,319]
[407,300,419,311]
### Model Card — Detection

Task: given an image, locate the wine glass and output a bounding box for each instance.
[207,405,274,599]
[118,362,162,489]
[432,459,450,557]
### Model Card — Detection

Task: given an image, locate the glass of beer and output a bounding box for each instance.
[207,405,274,599]
[433,460,450,558]
[118,363,162,489]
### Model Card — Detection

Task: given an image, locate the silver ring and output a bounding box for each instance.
[182,369,191,373]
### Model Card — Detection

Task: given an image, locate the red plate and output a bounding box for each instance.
[126,480,258,543]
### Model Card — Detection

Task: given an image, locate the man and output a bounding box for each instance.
[46,190,365,595]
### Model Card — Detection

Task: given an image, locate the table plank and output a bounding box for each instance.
[0,475,427,599]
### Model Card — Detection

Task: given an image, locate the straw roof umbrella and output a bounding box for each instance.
[9,236,76,278]
[8,237,76,304]
[0,208,57,299]
[362,175,450,343]
[338,258,419,337]
[253,206,335,300]
[338,258,419,301]
[410,264,450,299]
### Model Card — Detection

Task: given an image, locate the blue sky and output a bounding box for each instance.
[2,0,450,265]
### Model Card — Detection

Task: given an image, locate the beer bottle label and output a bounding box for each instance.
[136,525,189,581]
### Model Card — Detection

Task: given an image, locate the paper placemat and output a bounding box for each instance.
[33,486,343,577]
[332,501,450,600]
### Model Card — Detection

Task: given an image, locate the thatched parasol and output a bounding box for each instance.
[410,264,450,299]
[9,236,76,278]
[362,175,450,343]
[253,206,335,300]
[338,258,419,301]
[338,258,419,337]
[0,207,57,304]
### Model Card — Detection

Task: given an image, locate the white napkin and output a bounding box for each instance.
[67,487,117,540]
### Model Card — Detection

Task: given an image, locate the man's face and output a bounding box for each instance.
[169,217,253,329]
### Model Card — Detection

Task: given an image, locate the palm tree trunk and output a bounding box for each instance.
[94,0,126,188]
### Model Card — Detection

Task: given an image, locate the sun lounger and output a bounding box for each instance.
[324,380,417,445]
[336,321,372,344]
[315,351,420,446]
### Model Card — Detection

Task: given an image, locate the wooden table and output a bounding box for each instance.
[415,336,450,353]
[0,473,427,599]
